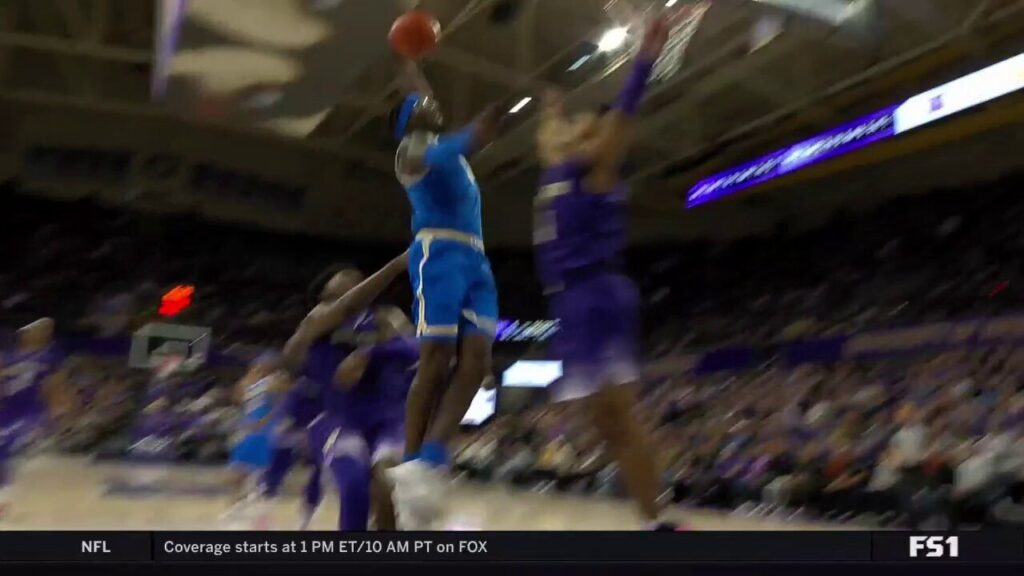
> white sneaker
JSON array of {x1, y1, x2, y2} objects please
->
[{"x1": 387, "y1": 460, "x2": 446, "y2": 530}]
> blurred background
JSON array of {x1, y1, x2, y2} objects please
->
[{"x1": 3, "y1": 0, "x2": 1024, "y2": 529}]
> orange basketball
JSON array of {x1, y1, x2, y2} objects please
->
[{"x1": 389, "y1": 10, "x2": 441, "y2": 60}]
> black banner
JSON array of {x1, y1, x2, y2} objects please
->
[{"x1": 0, "y1": 531, "x2": 1021, "y2": 563}]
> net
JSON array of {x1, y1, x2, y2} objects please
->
[
  {"x1": 130, "y1": 322, "x2": 212, "y2": 369},
  {"x1": 150, "y1": 353, "x2": 186, "y2": 379},
  {"x1": 650, "y1": 1, "x2": 711, "y2": 82},
  {"x1": 149, "y1": 349, "x2": 207, "y2": 377}
]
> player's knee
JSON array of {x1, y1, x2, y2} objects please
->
[
  {"x1": 418, "y1": 343, "x2": 454, "y2": 380},
  {"x1": 457, "y1": 336, "x2": 492, "y2": 379}
]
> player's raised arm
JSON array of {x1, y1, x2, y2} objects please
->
[
  {"x1": 417, "y1": 103, "x2": 503, "y2": 167},
  {"x1": 281, "y1": 251, "x2": 409, "y2": 371},
  {"x1": 537, "y1": 89, "x2": 572, "y2": 166},
  {"x1": 582, "y1": 14, "x2": 671, "y2": 188},
  {"x1": 399, "y1": 58, "x2": 434, "y2": 99}
]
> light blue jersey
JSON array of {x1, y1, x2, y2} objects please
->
[
  {"x1": 230, "y1": 375, "x2": 279, "y2": 471},
  {"x1": 396, "y1": 128, "x2": 498, "y2": 340},
  {"x1": 241, "y1": 376, "x2": 277, "y2": 432},
  {"x1": 397, "y1": 128, "x2": 483, "y2": 238}
]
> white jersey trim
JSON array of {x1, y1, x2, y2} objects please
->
[{"x1": 395, "y1": 132, "x2": 436, "y2": 188}]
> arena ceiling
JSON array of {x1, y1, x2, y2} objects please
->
[{"x1": 3, "y1": 0, "x2": 1024, "y2": 246}]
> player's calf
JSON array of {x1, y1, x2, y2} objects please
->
[
  {"x1": 325, "y1": 432, "x2": 372, "y2": 531},
  {"x1": 371, "y1": 460, "x2": 398, "y2": 531},
  {"x1": 404, "y1": 341, "x2": 454, "y2": 458},
  {"x1": 588, "y1": 384, "x2": 664, "y2": 525},
  {"x1": 420, "y1": 334, "x2": 491, "y2": 467}
]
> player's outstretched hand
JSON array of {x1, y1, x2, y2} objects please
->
[
  {"x1": 398, "y1": 58, "x2": 433, "y2": 97},
  {"x1": 639, "y1": 11, "x2": 672, "y2": 61},
  {"x1": 477, "y1": 101, "x2": 506, "y2": 134}
]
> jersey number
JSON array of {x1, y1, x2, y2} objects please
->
[{"x1": 534, "y1": 182, "x2": 568, "y2": 245}]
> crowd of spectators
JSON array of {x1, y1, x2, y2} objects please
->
[
  {"x1": 456, "y1": 346, "x2": 1024, "y2": 527},
  {"x1": 6, "y1": 171, "x2": 1024, "y2": 524},
  {"x1": 0, "y1": 188, "x2": 540, "y2": 347},
  {"x1": 125, "y1": 365, "x2": 242, "y2": 464},
  {"x1": 5, "y1": 174, "x2": 1024, "y2": 354},
  {"x1": 0, "y1": 191, "x2": 389, "y2": 346},
  {"x1": 37, "y1": 356, "x2": 146, "y2": 455},
  {"x1": 636, "y1": 173, "x2": 1024, "y2": 352}
]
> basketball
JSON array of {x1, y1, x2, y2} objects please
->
[{"x1": 389, "y1": 10, "x2": 441, "y2": 60}]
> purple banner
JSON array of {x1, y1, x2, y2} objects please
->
[
  {"x1": 687, "y1": 105, "x2": 898, "y2": 207},
  {"x1": 496, "y1": 319, "x2": 559, "y2": 342}
]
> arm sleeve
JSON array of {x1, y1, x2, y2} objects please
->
[
  {"x1": 614, "y1": 56, "x2": 657, "y2": 115},
  {"x1": 423, "y1": 127, "x2": 476, "y2": 166}
]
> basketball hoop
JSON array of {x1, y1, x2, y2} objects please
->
[{"x1": 649, "y1": 0, "x2": 711, "y2": 82}]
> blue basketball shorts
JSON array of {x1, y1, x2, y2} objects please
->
[
  {"x1": 408, "y1": 229, "x2": 498, "y2": 340},
  {"x1": 230, "y1": 432, "x2": 272, "y2": 471},
  {"x1": 548, "y1": 271, "x2": 640, "y2": 402}
]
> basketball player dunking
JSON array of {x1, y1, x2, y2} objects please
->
[
  {"x1": 0, "y1": 318, "x2": 70, "y2": 521},
  {"x1": 533, "y1": 13, "x2": 677, "y2": 529},
  {"x1": 277, "y1": 255, "x2": 407, "y2": 530},
  {"x1": 387, "y1": 63, "x2": 502, "y2": 529}
]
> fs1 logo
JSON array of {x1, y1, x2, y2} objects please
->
[{"x1": 909, "y1": 536, "x2": 959, "y2": 558}]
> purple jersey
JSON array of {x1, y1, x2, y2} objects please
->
[
  {"x1": 341, "y1": 336, "x2": 418, "y2": 426},
  {"x1": 283, "y1": 376, "x2": 324, "y2": 429},
  {"x1": 300, "y1": 311, "x2": 374, "y2": 417},
  {"x1": 0, "y1": 346, "x2": 62, "y2": 417},
  {"x1": 535, "y1": 160, "x2": 627, "y2": 290}
]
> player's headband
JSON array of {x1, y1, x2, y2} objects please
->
[{"x1": 394, "y1": 92, "x2": 422, "y2": 141}]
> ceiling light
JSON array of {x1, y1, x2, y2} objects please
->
[
  {"x1": 597, "y1": 27, "x2": 629, "y2": 52},
  {"x1": 666, "y1": 0, "x2": 679, "y2": 7},
  {"x1": 509, "y1": 97, "x2": 533, "y2": 114}
]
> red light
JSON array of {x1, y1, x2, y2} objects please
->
[{"x1": 159, "y1": 285, "x2": 194, "y2": 317}]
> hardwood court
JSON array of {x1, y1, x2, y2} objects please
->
[{"x1": 1, "y1": 456, "x2": 833, "y2": 531}]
